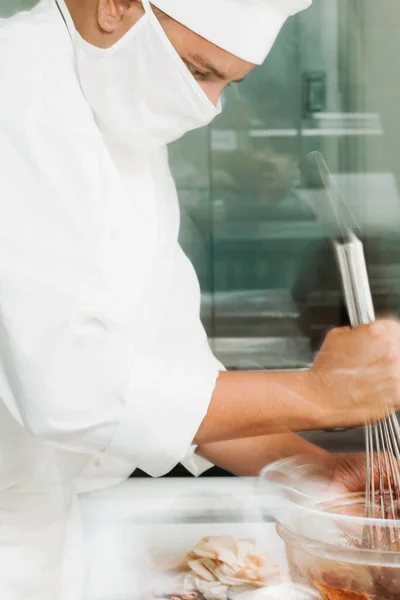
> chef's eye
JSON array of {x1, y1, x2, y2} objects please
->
[
  {"x1": 193, "y1": 71, "x2": 209, "y2": 81},
  {"x1": 184, "y1": 61, "x2": 211, "y2": 81}
]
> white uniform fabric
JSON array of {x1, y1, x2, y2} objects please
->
[
  {"x1": 0, "y1": 0, "x2": 221, "y2": 597},
  {"x1": 151, "y1": 0, "x2": 312, "y2": 65}
]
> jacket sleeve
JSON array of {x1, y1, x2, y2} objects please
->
[{"x1": 0, "y1": 106, "x2": 221, "y2": 480}]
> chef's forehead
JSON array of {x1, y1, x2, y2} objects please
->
[{"x1": 150, "y1": 0, "x2": 312, "y2": 65}]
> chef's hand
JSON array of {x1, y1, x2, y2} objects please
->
[
  {"x1": 328, "y1": 452, "x2": 397, "y2": 495},
  {"x1": 309, "y1": 319, "x2": 400, "y2": 429},
  {"x1": 263, "y1": 452, "x2": 388, "y2": 501},
  {"x1": 328, "y1": 453, "x2": 367, "y2": 493}
]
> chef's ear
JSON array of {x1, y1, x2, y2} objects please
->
[{"x1": 97, "y1": 0, "x2": 143, "y2": 34}]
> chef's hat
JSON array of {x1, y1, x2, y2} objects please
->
[{"x1": 151, "y1": 0, "x2": 312, "y2": 65}]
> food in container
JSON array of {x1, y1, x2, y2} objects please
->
[
  {"x1": 260, "y1": 457, "x2": 400, "y2": 600},
  {"x1": 277, "y1": 493, "x2": 400, "y2": 600}
]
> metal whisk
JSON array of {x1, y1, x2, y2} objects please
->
[
  {"x1": 303, "y1": 152, "x2": 400, "y2": 550},
  {"x1": 335, "y1": 231, "x2": 400, "y2": 549}
]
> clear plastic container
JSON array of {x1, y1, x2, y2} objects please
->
[
  {"x1": 261, "y1": 458, "x2": 400, "y2": 600},
  {"x1": 278, "y1": 496, "x2": 400, "y2": 599}
]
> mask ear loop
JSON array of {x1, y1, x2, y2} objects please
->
[
  {"x1": 55, "y1": 0, "x2": 75, "y2": 42},
  {"x1": 141, "y1": 0, "x2": 152, "y2": 15}
]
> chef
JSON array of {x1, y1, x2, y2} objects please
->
[{"x1": 1, "y1": 0, "x2": 400, "y2": 598}]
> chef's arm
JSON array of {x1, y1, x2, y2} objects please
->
[
  {"x1": 193, "y1": 370, "x2": 324, "y2": 446},
  {"x1": 196, "y1": 431, "x2": 329, "y2": 476},
  {"x1": 194, "y1": 319, "x2": 400, "y2": 448}
]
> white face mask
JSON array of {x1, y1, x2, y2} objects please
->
[{"x1": 73, "y1": 0, "x2": 221, "y2": 151}]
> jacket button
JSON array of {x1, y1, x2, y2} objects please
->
[{"x1": 94, "y1": 455, "x2": 104, "y2": 467}]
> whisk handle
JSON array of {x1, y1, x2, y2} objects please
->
[{"x1": 333, "y1": 233, "x2": 375, "y2": 327}]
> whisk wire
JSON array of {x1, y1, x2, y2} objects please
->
[
  {"x1": 381, "y1": 415, "x2": 400, "y2": 547},
  {"x1": 316, "y1": 151, "x2": 400, "y2": 552},
  {"x1": 364, "y1": 412, "x2": 400, "y2": 550},
  {"x1": 363, "y1": 424, "x2": 375, "y2": 548},
  {"x1": 386, "y1": 412, "x2": 400, "y2": 494},
  {"x1": 381, "y1": 419, "x2": 397, "y2": 519}
]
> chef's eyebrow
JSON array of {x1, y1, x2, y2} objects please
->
[{"x1": 187, "y1": 53, "x2": 245, "y2": 83}]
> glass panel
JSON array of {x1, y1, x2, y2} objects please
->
[
  {"x1": 169, "y1": 128, "x2": 214, "y2": 334},
  {"x1": 209, "y1": 15, "x2": 309, "y2": 371},
  {"x1": 0, "y1": 0, "x2": 40, "y2": 17}
]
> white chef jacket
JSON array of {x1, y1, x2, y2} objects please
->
[{"x1": 0, "y1": 1, "x2": 221, "y2": 597}]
